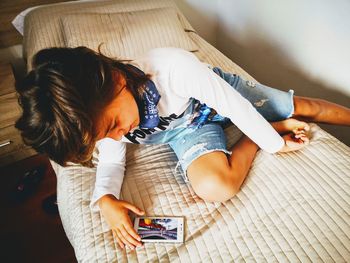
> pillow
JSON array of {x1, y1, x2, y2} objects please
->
[
  {"x1": 61, "y1": 7, "x2": 198, "y2": 59},
  {"x1": 12, "y1": 0, "x2": 102, "y2": 35}
]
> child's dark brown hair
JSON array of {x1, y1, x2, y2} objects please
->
[{"x1": 15, "y1": 46, "x2": 150, "y2": 167}]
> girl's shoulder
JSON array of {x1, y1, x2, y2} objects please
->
[
  {"x1": 131, "y1": 47, "x2": 201, "y2": 80},
  {"x1": 137, "y1": 47, "x2": 196, "y2": 62}
]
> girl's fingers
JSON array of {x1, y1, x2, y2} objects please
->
[
  {"x1": 116, "y1": 228, "x2": 135, "y2": 249},
  {"x1": 287, "y1": 136, "x2": 305, "y2": 148},
  {"x1": 293, "y1": 128, "x2": 306, "y2": 135},
  {"x1": 124, "y1": 203, "x2": 145, "y2": 216},
  {"x1": 294, "y1": 130, "x2": 305, "y2": 135},
  {"x1": 296, "y1": 137, "x2": 309, "y2": 146},
  {"x1": 121, "y1": 225, "x2": 142, "y2": 247},
  {"x1": 294, "y1": 135, "x2": 304, "y2": 142},
  {"x1": 125, "y1": 219, "x2": 142, "y2": 242},
  {"x1": 300, "y1": 135, "x2": 310, "y2": 144},
  {"x1": 120, "y1": 226, "x2": 140, "y2": 249},
  {"x1": 294, "y1": 131, "x2": 310, "y2": 140},
  {"x1": 295, "y1": 133, "x2": 309, "y2": 141},
  {"x1": 296, "y1": 137, "x2": 306, "y2": 144},
  {"x1": 112, "y1": 229, "x2": 125, "y2": 249}
]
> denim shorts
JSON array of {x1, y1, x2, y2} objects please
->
[{"x1": 169, "y1": 67, "x2": 295, "y2": 182}]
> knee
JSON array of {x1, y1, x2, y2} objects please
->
[{"x1": 192, "y1": 171, "x2": 238, "y2": 203}]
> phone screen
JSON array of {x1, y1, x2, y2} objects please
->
[{"x1": 134, "y1": 216, "x2": 184, "y2": 243}]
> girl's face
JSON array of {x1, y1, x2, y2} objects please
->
[{"x1": 96, "y1": 82, "x2": 140, "y2": 141}]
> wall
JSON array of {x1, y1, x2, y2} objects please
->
[
  {"x1": 174, "y1": 0, "x2": 218, "y2": 45},
  {"x1": 216, "y1": 0, "x2": 350, "y2": 96},
  {"x1": 176, "y1": 0, "x2": 350, "y2": 145}
]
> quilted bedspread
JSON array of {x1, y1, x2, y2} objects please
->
[
  {"x1": 23, "y1": 0, "x2": 350, "y2": 262},
  {"x1": 52, "y1": 122, "x2": 350, "y2": 262}
]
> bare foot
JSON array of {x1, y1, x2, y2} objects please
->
[{"x1": 271, "y1": 118, "x2": 310, "y2": 135}]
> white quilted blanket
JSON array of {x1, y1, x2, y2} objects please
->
[
  {"x1": 23, "y1": 0, "x2": 350, "y2": 262},
  {"x1": 52, "y1": 123, "x2": 350, "y2": 262}
]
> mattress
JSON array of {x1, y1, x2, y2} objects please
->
[{"x1": 22, "y1": 0, "x2": 350, "y2": 262}]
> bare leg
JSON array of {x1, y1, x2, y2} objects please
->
[
  {"x1": 226, "y1": 135, "x2": 259, "y2": 190},
  {"x1": 187, "y1": 135, "x2": 259, "y2": 202},
  {"x1": 187, "y1": 118, "x2": 310, "y2": 202},
  {"x1": 222, "y1": 119, "x2": 310, "y2": 194},
  {"x1": 293, "y1": 96, "x2": 350, "y2": 126}
]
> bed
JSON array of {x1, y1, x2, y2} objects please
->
[{"x1": 17, "y1": 0, "x2": 350, "y2": 261}]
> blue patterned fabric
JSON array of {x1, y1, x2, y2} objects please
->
[
  {"x1": 188, "y1": 101, "x2": 227, "y2": 129},
  {"x1": 127, "y1": 64, "x2": 161, "y2": 129},
  {"x1": 138, "y1": 79, "x2": 161, "y2": 129}
]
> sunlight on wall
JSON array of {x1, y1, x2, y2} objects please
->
[{"x1": 217, "y1": 0, "x2": 350, "y2": 96}]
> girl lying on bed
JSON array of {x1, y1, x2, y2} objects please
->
[{"x1": 15, "y1": 46, "x2": 350, "y2": 250}]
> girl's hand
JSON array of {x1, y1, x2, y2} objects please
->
[
  {"x1": 279, "y1": 132, "x2": 310, "y2": 153},
  {"x1": 98, "y1": 194, "x2": 145, "y2": 249}
]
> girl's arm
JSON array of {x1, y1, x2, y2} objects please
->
[
  {"x1": 91, "y1": 138, "x2": 144, "y2": 249},
  {"x1": 168, "y1": 48, "x2": 285, "y2": 153},
  {"x1": 90, "y1": 138, "x2": 126, "y2": 211}
]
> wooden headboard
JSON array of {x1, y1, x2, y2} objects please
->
[{"x1": 0, "y1": 0, "x2": 71, "y2": 48}]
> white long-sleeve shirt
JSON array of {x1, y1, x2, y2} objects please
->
[{"x1": 90, "y1": 47, "x2": 284, "y2": 211}]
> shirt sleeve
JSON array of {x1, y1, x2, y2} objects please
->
[
  {"x1": 90, "y1": 138, "x2": 126, "y2": 212},
  {"x1": 168, "y1": 48, "x2": 284, "y2": 153}
]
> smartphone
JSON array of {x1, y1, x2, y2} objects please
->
[{"x1": 133, "y1": 216, "x2": 184, "y2": 243}]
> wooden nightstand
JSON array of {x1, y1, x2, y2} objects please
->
[
  {"x1": 0, "y1": 62, "x2": 36, "y2": 167},
  {"x1": 0, "y1": 154, "x2": 76, "y2": 262}
]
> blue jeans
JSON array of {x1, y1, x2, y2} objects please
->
[{"x1": 169, "y1": 67, "x2": 294, "y2": 181}]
